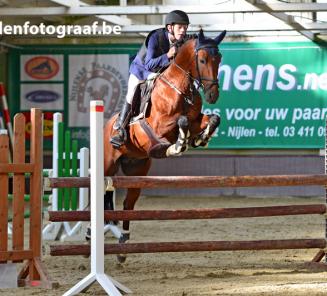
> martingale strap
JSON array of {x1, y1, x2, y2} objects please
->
[
  {"x1": 139, "y1": 119, "x2": 170, "y2": 148},
  {"x1": 159, "y1": 75, "x2": 194, "y2": 105}
]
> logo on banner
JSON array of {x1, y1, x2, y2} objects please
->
[
  {"x1": 25, "y1": 56, "x2": 59, "y2": 80},
  {"x1": 70, "y1": 62, "x2": 127, "y2": 118},
  {"x1": 25, "y1": 90, "x2": 60, "y2": 103}
]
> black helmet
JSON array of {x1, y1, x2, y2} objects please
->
[{"x1": 165, "y1": 10, "x2": 189, "y2": 26}]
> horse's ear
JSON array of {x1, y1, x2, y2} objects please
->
[
  {"x1": 198, "y1": 29, "x2": 205, "y2": 42},
  {"x1": 214, "y1": 30, "x2": 227, "y2": 45}
]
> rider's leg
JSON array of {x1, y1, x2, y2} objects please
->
[{"x1": 110, "y1": 74, "x2": 142, "y2": 149}]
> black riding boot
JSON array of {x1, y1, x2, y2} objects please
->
[{"x1": 110, "y1": 102, "x2": 131, "y2": 149}]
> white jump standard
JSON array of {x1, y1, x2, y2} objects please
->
[{"x1": 62, "y1": 100, "x2": 131, "y2": 296}]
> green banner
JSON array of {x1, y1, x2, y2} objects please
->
[
  {"x1": 209, "y1": 41, "x2": 327, "y2": 149},
  {"x1": 7, "y1": 41, "x2": 327, "y2": 150}
]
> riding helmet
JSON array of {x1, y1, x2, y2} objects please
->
[{"x1": 165, "y1": 10, "x2": 190, "y2": 26}]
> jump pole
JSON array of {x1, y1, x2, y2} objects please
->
[{"x1": 62, "y1": 100, "x2": 131, "y2": 296}]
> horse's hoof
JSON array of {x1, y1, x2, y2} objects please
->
[
  {"x1": 210, "y1": 114, "x2": 220, "y2": 126},
  {"x1": 116, "y1": 232, "x2": 130, "y2": 263},
  {"x1": 181, "y1": 144, "x2": 188, "y2": 153},
  {"x1": 83, "y1": 240, "x2": 91, "y2": 258},
  {"x1": 119, "y1": 232, "x2": 130, "y2": 243},
  {"x1": 85, "y1": 226, "x2": 91, "y2": 241},
  {"x1": 117, "y1": 254, "x2": 127, "y2": 263}
]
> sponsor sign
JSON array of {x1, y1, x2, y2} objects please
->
[
  {"x1": 68, "y1": 54, "x2": 129, "y2": 127},
  {"x1": 20, "y1": 83, "x2": 64, "y2": 110},
  {"x1": 20, "y1": 55, "x2": 63, "y2": 81}
]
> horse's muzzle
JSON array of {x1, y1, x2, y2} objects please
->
[{"x1": 205, "y1": 89, "x2": 219, "y2": 104}]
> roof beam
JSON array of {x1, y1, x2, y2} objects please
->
[
  {"x1": 120, "y1": 24, "x2": 327, "y2": 33},
  {"x1": 2, "y1": 3, "x2": 327, "y2": 16},
  {"x1": 49, "y1": 0, "x2": 79, "y2": 6},
  {"x1": 48, "y1": 0, "x2": 132, "y2": 26},
  {"x1": 244, "y1": 0, "x2": 316, "y2": 41}
]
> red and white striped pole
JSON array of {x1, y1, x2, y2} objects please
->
[
  {"x1": 0, "y1": 109, "x2": 5, "y2": 130},
  {"x1": 0, "y1": 83, "x2": 14, "y2": 151}
]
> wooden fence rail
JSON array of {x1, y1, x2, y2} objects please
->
[
  {"x1": 48, "y1": 174, "x2": 327, "y2": 189},
  {"x1": 50, "y1": 239, "x2": 327, "y2": 256},
  {"x1": 48, "y1": 204, "x2": 327, "y2": 222}
]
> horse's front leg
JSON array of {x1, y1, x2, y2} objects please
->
[
  {"x1": 166, "y1": 115, "x2": 190, "y2": 157},
  {"x1": 191, "y1": 114, "x2": 220, "y2": 148}
]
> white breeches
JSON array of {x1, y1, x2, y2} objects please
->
[{"x1": 125, "y1": 73, "x2": 158, "y2": 104}]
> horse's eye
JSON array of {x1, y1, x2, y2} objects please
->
[{"x1": 200, "y1": 59, "x2": 206, "y2": 64}]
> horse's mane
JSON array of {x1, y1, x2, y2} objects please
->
[
  {"x1": 174, "y1": 31, "x2": 220, "y2": 53},
  {"x1": 174, "y1": 34, "x2": 198, "y2": 49}
]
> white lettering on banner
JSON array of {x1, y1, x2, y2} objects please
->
[
  {"x1": 201, "y1": 107, "x2": 221, "y2": 116},
  {"x1": 265, "y1": 108, "x2": 289, "y2": 120},
  {"x1": 233, "y1": 65, "x2": 253, "y2": 91},
  {"x1": 0, "y1": 21, "x2": 122, "y2": 38},
  {"x1": 276, "y1": 64, "x2": 297, "y2": 90},
  {"x1": 253, "y1": 64, "x2": 275, "y2": 90},
  {"x1": 205, "y1": 107, "x2": 327, "y2": 141},
  {"x1": 219, "y1": 63, "x2": 327, "y2": 91},
  {"x1": 291, "y1": 108, "x2": 327, "y2": 124},
  {"x1": 225, "y1": 108, "x2": 262, "y2": 121},
  {"x1": 303, "y1": 73, "x2": 327, "y2": 90},
  {"x1": 228, "y1": 126, "x2": 256, "y2": 140}
]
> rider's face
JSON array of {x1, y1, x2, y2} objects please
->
[{"x1": 168, "y1": 24, "x2": 188, "y2": 41}]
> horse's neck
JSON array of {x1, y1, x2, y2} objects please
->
[{"x1": 163, "y1": 42, "x2": 195, "y2": 93}]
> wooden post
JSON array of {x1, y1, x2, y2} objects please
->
[
  {"x1": 29, "y1": 108, "x2": 42, "y2": 281},
  {"x1": 0, "y1": 131, "x2": 9, "y2": 263},
  {"x1": 12, "y1": 114, "x2": 25, "y2": 262},
  {"x1": 17, "y1": 109, "x2": 54, "y2": 288}
]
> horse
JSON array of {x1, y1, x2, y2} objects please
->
[{"x1": 103, "y1": 29, "x2": 226, "y2": 262}]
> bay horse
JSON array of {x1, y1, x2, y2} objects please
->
[{"x1": 103, "y1": 29, "x2": 226, "y2": 262}]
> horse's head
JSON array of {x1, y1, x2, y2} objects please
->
[
  {"x1": 174, "y1": 29, "x2": 226, "y2": 104},
  {"x1": 194, "y1": 30, "x2": 225, "y2": 104}
]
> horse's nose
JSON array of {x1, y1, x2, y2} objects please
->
[
  {"x1": 212, "y1": 90, "x2": 219, "y2": 101},
  {"x1": 210, "y1": 92, "x2": 217, "y2": 101}
]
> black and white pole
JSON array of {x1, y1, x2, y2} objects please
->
[{"x1": 62, "y1": 100, "x2": 131, "y2": 296}]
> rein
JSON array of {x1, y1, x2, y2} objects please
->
[{"x1": 158, "y1": 40, "x2": 220, "y2": 105}]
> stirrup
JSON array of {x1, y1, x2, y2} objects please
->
[{"x1": 110, "y1": 129, "x2": 127, "y2": 149}]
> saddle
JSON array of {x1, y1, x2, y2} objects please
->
[
  {"x1": 130, "y1": 76, "x2": 157, "y2": 123},
  {"x1": 127, "y1": 75, "x2": 171, "y2": 158}
]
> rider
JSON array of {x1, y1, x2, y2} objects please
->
[{"x1": 110, "y1": 10, "x2": 190, "y2": 149}]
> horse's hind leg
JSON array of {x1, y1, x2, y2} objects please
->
[
  {"x1": 191, "y1": 114, "x2": 220, "y2": 148},
  {"x1": 117, "y1": 187, "x2": 141, "y2": 262},
  {"x1": 85, "y1": 158, "x2": 120, "y2": 241},
  {"x1": 84, "y1": 120, "x2": 121, "y2": 242},
  {"x1": 117, "y1": 157, "x2": 151, "y2": 263}
]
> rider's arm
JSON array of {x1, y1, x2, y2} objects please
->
[{"x1": 143, "y1": 33, "x2": 170, "y2": 72}]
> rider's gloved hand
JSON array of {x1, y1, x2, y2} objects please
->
[{"x1": 167, "y1": 45, "x2": 177, "y2": 59}]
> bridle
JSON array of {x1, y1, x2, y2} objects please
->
[
  {"x1": 164, "y1": 40, "x2": 220, "y2": 93},
  {"x1": 158, "y1": 38, "x2": 221, "y2": 105},
  {"x1": 194, "y1": 43, "x2": 221, "y2": 92}
]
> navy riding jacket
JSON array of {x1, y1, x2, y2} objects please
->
[{"x1": 129, "y1": 28, "x2": 171, "y2": 80}]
